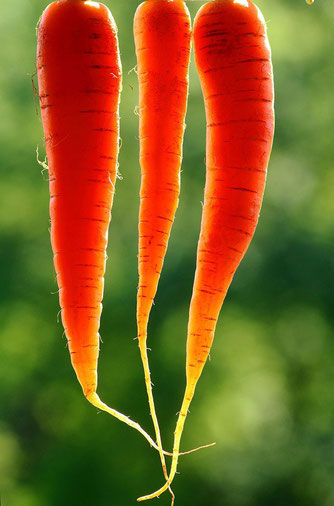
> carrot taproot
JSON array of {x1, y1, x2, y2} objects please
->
[
  {"x1": 138, "y1": 0, "x2": 275, "y2": 500},
  {"x1": 133, "y1": 0, "x2": 191, "y2": 488},
  {"x1": 36, "y1": 0, "x2": 166, "y2": 451}
]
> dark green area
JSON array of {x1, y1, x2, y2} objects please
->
[{"x1": 0, "y1": 0, "x2": 333, "y2": 505}]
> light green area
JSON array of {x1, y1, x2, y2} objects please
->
[{"x1": 0, "y1": 1, "x2": 333, "y2": 505}]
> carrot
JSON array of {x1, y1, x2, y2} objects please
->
[
  {"x1": 138, "y1": 0, "x2": 275, "y2": 500},
  {"x1": 36, "y1": 0, "x2": 166, "y2": 451},
  {"x1": 133, "y1": 0, "x2": 191, "y2": 490}
]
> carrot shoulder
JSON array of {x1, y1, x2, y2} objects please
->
[
  {"x1": 138, "y1": 0, "x2": 275, "y2": 500},
  {"x1": 37, "y1": 0, "x2": 163, "y2": 452}
]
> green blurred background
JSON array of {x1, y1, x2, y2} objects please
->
[{"x1": 0, "y1": 0, "x2": 333, "y2": 505}]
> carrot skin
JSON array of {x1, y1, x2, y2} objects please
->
[
  {"x1": 134, "y1": 0, "x2": 191, "y2": 340},
  {"x1": 37, "y1": 0, "x2": 122, "y2": 397},
  {"x1": 187, "y1": 0, "x2": 274, "y2": 387}
]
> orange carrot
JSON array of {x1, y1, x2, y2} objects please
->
[
  {"x1": 133, "y1": 0, "x2": 191, "y2": 488},
  {"x1": 138, "y1": 0, "x2": 274, "y2": 500},
  {"x1": 37, "y1": 0, "x2": 165, "y2": 451}
]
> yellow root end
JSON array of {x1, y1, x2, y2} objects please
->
[
  {"x1": 86, "y1": 391, "x2": 207, "y2": 458},
  {"x1": 138, "y1": 340, "x2": 170, "y2": 489},
  {"x1": 86, "y1": 392, "x2": 163, "y2": 452}
]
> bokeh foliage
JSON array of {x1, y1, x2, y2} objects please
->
[{"x1": 0, "y1": 0, "x2": 333, "y2": 505}]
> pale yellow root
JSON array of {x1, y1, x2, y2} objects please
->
[
  {"x1": 87, "y1": 390, "x2": 214, "y2": 460},
  {"x1": 87, "y1": 391, "x2": 164, "y2": 452},
  {"x1": 137, "y1": 383, "x2": 215, "y2": 503},
  {"x1": 138, "y1": 339, "x2": 174, "y2": 501}
]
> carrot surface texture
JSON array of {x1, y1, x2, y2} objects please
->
[
  {"x1": 133, "y1": 0, "x2": 192, "y2": 493},
  {"x1": 138, "y1": 0, "x2": 275, "y2": 501},
  {"x1": 36, "y1": 0, "x2": 166, "y2": 452}
]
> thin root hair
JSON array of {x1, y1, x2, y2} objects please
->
[
  {"x1": 31, "y1": 70, "x2": 40, "y2": 119},
  {"x1": 128, "y1": 64, "x2": 138, "y2": 75},
  {"x1": 36, "y1": 146, "x2": 49, "y2": 178}
]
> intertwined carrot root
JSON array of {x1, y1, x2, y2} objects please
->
[{"x1": 137, "y1": 385, "x2": 196, "y2": 502}]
